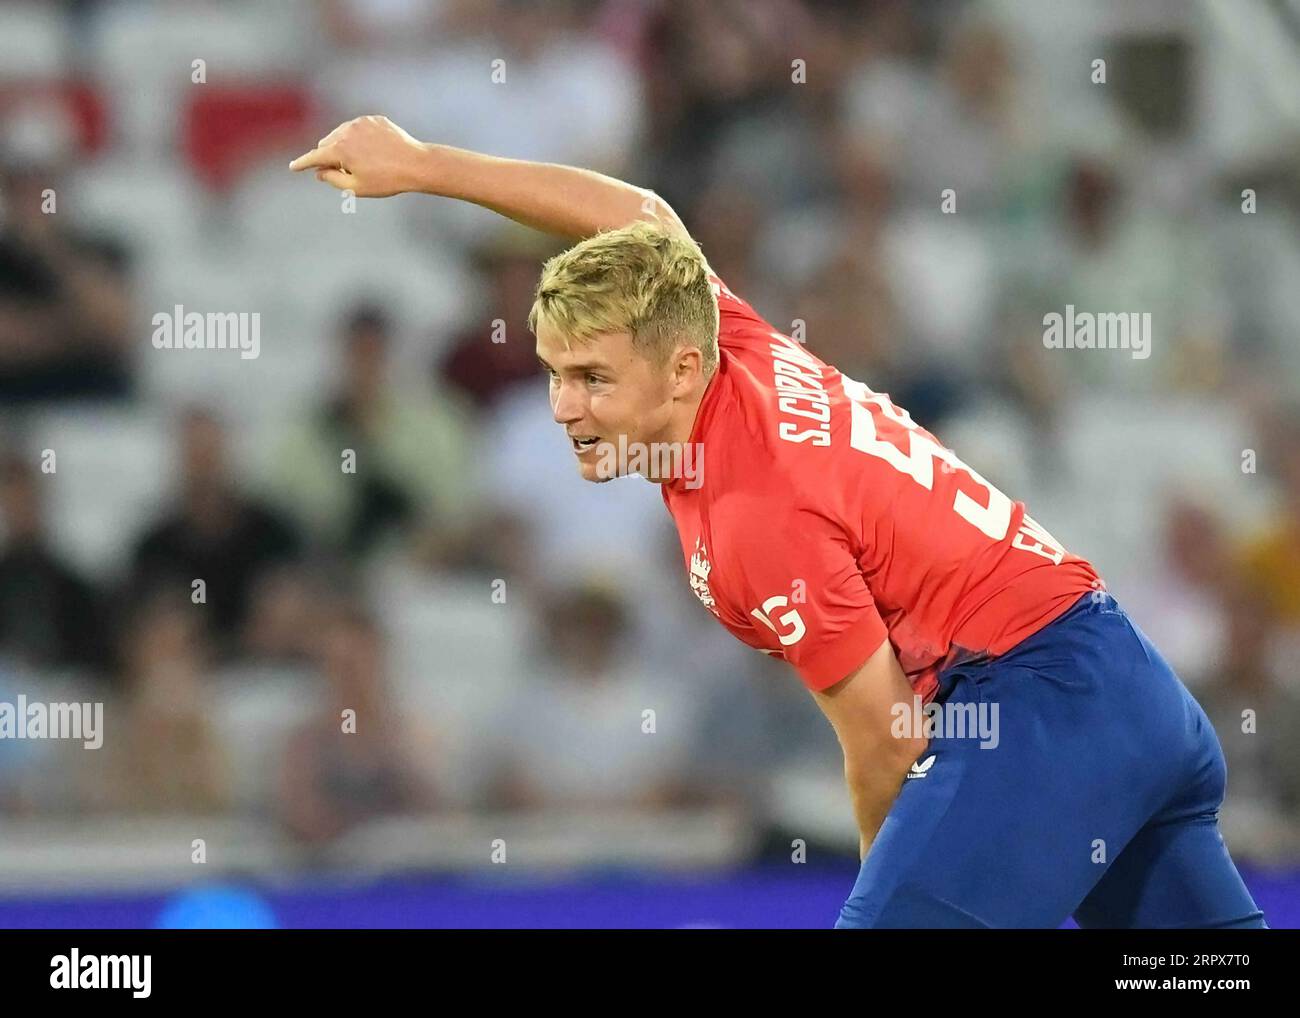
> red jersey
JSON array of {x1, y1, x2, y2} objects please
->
[{"x1": 662, "y1": 275, "x2": 1102, "y2": 700}]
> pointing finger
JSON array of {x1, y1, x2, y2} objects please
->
[{"x1": 289, "y1": 144, "x2": 341, "y2": 172}]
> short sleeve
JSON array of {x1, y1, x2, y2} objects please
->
[{"x1": 727, "y1": 502, "x2": 889, "y2": 692}]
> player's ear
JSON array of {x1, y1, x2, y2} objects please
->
[{"x1": 669, "y1": 344, "x2": 704, "y2": 392}]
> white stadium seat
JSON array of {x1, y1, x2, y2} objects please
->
[
  {"x1": 23, "y1": 406, "x2": 173, "y2": 581},
  {"x1": 91, "y1": 0, "x2": 311, "y2": 81},
  {"x1": 207, "y1": 664, "x2": 319, "y2": 812},
  {"x1": 371, "y1": 566, "x2": 531, "y2": 805},
  {"x1": 65, "y1": 157, "x2": 204, "y2": 257},
  {"x1": 1053, "y1": 392, "x2": 1265, "y2": 588},
  {"x1": 0, "y1": 4, "x2": 67, "y2": 82},
  {"x1": 89, "y1": 0, "x2": 314, "y2": 154}
]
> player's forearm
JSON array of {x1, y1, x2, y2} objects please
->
[
  {"x1": 845, "y1": 759, "x2": 912, "y2": 862},
  {"x1": 414, "y1": 143, "x2": 675, "y2": 241}
]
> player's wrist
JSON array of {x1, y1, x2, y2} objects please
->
[
  {"x1": 410, "y1": 141, "x2": 478, "y2": 198},
  {"x1": 400, "y1": 142, "x2": 441, "y2": 195}
]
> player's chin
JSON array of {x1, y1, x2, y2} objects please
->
[{"x1": 574, "y1": 458, "x2": 612, "y2": 484}]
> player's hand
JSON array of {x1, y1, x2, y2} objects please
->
[{"x1": 289, "y1": 115, "x2": 431, "y2": 197}]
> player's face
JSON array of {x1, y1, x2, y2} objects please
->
[{"x1": 536, "y1": 321, "x2": 676, "y2": 483}]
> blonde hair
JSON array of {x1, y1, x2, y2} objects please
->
[{"x1": 528, "y1": 220, "x2": 719, "y2": 377}]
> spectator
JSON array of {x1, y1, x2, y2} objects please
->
[
  {"x1": 265, "y1": 303, "x2": 479, "y2": 560},
  {"x1": 1116, "y1": 495, "x2": 1229, "y2": 687},
  {"x1": 99, "y1": 590, "x2": 230, "y2": 815},
  {"x1": 128, "y1": 407, "x2": 303, "y2": 658},
  {"x1": 278, "y1": 601, "x2": 438, "y2": 846},
  {"x1": 1236, "y1": 410, "x2": 1300, "y2": 630},
  {"x1": 1196, "y1": 587, "x2": 1300, "y2": 863},
  {"x1": 438, "y1": 226, "x2": 563, "y2": 410},
  {"x1": 0, "y1": 664, "x2": 50, "y2": 817},
  {"x1": 0, "y1": 453, "x2": 110, "y2": 675},
  {"x1": 0, "y1": 138, "x2": 135, "y2": 403}
]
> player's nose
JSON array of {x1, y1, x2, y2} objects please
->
[{"x1": 551, "y1": 380, "x2": 585, "y2": 425}]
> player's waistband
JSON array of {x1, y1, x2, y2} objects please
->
[{"x1": 935, "y1": 589, "x2": 1117, "y2": 693}]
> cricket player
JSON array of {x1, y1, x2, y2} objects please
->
[{"x1": 292, "y1": 116, "x2": 1267, "y2": 929}]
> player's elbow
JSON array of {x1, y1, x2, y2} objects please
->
[
  {"x1": 894, "y1": 733, "x2": 931, "y2": 773},
  {"x1": 844, "y1": 733, "x2": 929, "y2": 787},
  {"x1": 633, "y1": 190, "x2": 691, "y2": 240}
]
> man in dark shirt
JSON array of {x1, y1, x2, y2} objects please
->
[
  {"x1": 0, "y1": 160, "x2": 134, "y2": 402},
  {"x1": 129, "y1": 408, "x2": 302, "y2": 658},
  {"x1": 0, "y1": 453, "x2": 109, "y2": 674}
]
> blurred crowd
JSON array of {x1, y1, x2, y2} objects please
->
[{"x1": 1, "y1": 0, "x2": 1299, "y2": 866}]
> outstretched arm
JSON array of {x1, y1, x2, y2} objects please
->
[{"x1": 290, "y1": 115, "x2": 691, "y2": 243}]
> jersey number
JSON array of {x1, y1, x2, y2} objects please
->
[{"x1": 841, "y1": 377, "x2": 1013, "y2": 541}]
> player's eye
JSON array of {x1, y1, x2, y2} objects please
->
[{"x1": 585, "y1": 373, "x2": 604, "y2": 386}]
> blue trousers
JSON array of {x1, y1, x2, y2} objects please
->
[{"x1": 836, "y1": 592, "x2": 1267, "y2": 928}]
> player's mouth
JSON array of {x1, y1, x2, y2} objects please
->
[{"x1": 569, "y1": 434, "x2": 601, "y2": 455}]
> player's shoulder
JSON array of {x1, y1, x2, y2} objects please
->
[
  {"x1": 706, "y1": 272, "x2": 741, "y2": 307},
  {"x1": 708, "y1": 273, "x2": 781, "y2": 346},
  {"x1": 704, "y1": 349, "x2": 846, "y2": 494}
]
